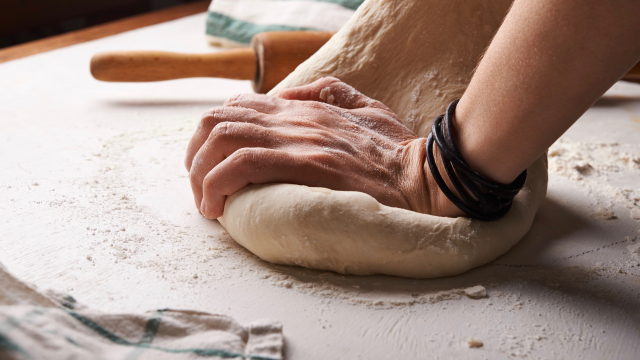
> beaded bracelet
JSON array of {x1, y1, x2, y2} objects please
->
[{"x1": 425, "y1": 99, "x2": 527, "y2": 221}]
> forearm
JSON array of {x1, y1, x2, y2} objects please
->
[{"x1": 455, "y1": 0, "x2": 640, "y2": 184}]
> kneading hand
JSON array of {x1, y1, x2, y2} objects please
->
[{"x1": 185, "y1": 77, "x2": 460, "y2": 219}]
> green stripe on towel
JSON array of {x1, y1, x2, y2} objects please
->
[
  {"x1": 65, "y1": 308, "x2": 277, "y2": 360},
  {"x1": 124, "y1": 310, "x2": 165, "y2": 360},
  {"x1": 0, "y1": 332, "x2": 33, "y2": 360},
  {"x1": 287, "y1": 0, "x2": 363, "y2": 11},
  {"x1": 206, "y1": 11, "x2": 318, "y2": 44}
]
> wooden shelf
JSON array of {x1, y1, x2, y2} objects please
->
[{"x1": 0, "y1": 0, "x2": 209, "y2": 64}]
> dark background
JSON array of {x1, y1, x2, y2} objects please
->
[{"x1": 0, "y1": 0, "x2": 201, "y2": 49}]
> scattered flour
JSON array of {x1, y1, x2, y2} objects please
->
[
  {"x1": 7, "y1": 125, "x2": 632, "y2": 313},
  {"x1": 549, "y1": 140, "x2": 640, "y2": 221},
  {"x1": 627, "y1": 243, "x2": 640, "y2": 261},
  {"x1": 594, "y1": 207, "x2": 616, "y2": 220},
  {"x1": 3, "y1": 125, "x2": 254, "y2": 288},
  {"x1": 262, "y1": 265, "x2": 606, "y2": 309}
]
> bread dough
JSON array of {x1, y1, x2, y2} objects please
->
[
  {"x1": 274, "y1": 0, "x2": 515, "y2": 136},
  {"x1": 218, "y1": 0, "x2": 548, "y2": 278}
]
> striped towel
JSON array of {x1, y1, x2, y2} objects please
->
[
  {"x1": 0, "y1": 262, "x2": 284, "y2": 360},
  {"x1": 206, "y1": 0, "x2": 364, "y2": 48}
]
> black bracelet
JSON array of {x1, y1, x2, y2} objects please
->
[{"x1": 425, "y1": 99, "x2": 527, "y2": 221}]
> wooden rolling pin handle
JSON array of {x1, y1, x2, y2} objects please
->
[
  {"x1": 89, "y1": 31, "x2": 335, "y2": 90},
  {"x1": 90, "y1": 48, "x2": 256, "y2": 82}
]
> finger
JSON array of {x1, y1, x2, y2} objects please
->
[
  {"x1": 185, "y1": 106, "x2": 268, "y2": 172},
  {"x1": 276, "y1": 77, "x2": 392, "y2": 111},
  {"x1": 273, "y1": 77, "x2": 340, "y2": 102},
  {"x1": 200, "y1": 148, "x2": 319, "y2": 219},
  {"x1": 189, "y1": 121, "x2": 279, "y2": 209},
  {"x1": 223, "y1": 93, "x2": 288, "y2": 114}
]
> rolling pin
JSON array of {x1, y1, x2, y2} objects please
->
[
  {"x1": 90, "y1": 31, "x2": 334, "y2": 94},
  {"x1": 91, "y1": 30, "x2": 640, "y2": 93}
]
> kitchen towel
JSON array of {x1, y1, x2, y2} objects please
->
[
  {"x1": 0, "y1": 262, "x2": 283, "y2": 360},
  {"x1": 206, "y1": 0, "x2": 364, "y2": 47}
]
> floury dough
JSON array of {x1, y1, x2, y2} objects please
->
[{"x1": 218, "y1": 0, "x2": 549, "y2": 278}]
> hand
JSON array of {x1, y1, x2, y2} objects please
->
[{"x1": 185, "y1": 77, "x2": 461, "y2": 219}]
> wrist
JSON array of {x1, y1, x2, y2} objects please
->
[
  {"x1": 423, "y1": 143, "x2": 466, "y2": 218},
  {"x1": 397, "y1": 138, "x2": 430, "y2": 214},
  {"x1": 425, "y1": 98, "x2": 527, "y2": 220},
  {"x1": 398, "y1": 138, "x2": 464, "y2": 217},
  {"x1": 454, "y1": 97, "x2": 521, "y2": 185}
]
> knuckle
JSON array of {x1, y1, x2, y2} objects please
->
[
  {"x1": 200, "y1": 107, "x2": 224, "y2": 128},
  {"x1": 231, "y1": 147, "x2": 260, "y2": 166},
  {"x1": 211, "y1": 121, "x2": 231, "y2": 135},
  {"x1": 370, "y1": 100, "x2": 392, "y2": 112},
  {"x1": 208, "y1": 121, "x2": 238, "y2": 143},
  {"x1": 309, "y1": 150, "x2": 331, "y2": 162},
  {"x1": 189, "y1": 165, "x2": 201, "y2": 185},
  {"x1": 321, "y1": 76, "x2": 341, "y2": 86},
  {"x1": 184, "y1": 154, "x2": 192, "y2": 170},
  {"x1": 223, "y1": 93, "x2": 247, "y2": 106},
  {"x1": 305, "y1": 152, "x2": 335, "y2": 172},
  {"x1": 189, "y1": 154, "x2": 204, "y2": 174},
  {"x1": 202, "y1": 171, "x2": 217, "y2": 189}
]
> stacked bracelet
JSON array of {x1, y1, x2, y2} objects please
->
[{"x1": 425, "y1": 99, "x2": 527, "y2": 221}]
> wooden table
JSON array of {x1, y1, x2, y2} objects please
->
[{"x1": 1, "y1": 4, "x2": 640, "y2": 359}]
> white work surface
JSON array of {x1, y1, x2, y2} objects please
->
[{"x1": 2, "y1": 13, "x2": 640, "y2": 360}]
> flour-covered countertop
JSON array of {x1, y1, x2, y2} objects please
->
[{"x1": 1, "y1": 13, "x2": 639, "y2": 359}]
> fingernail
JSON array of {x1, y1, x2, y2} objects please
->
[{"x1": 200, "y1": 201, "x2": 207, "y2": 217}]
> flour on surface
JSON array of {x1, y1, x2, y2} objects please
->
[
  {"x1": 549, "y1": 140, "x2": 640, "y2": 222},
  {"x1": 627, "y1": 243, "x2": 640, "y2": 261},
  {"x1": 594, "y1": 207, "x2": 616, "y2": 219}
]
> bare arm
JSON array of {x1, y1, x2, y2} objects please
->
[{"x1": 455, "y1": 0, "x2": 640, "y2": 184}]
